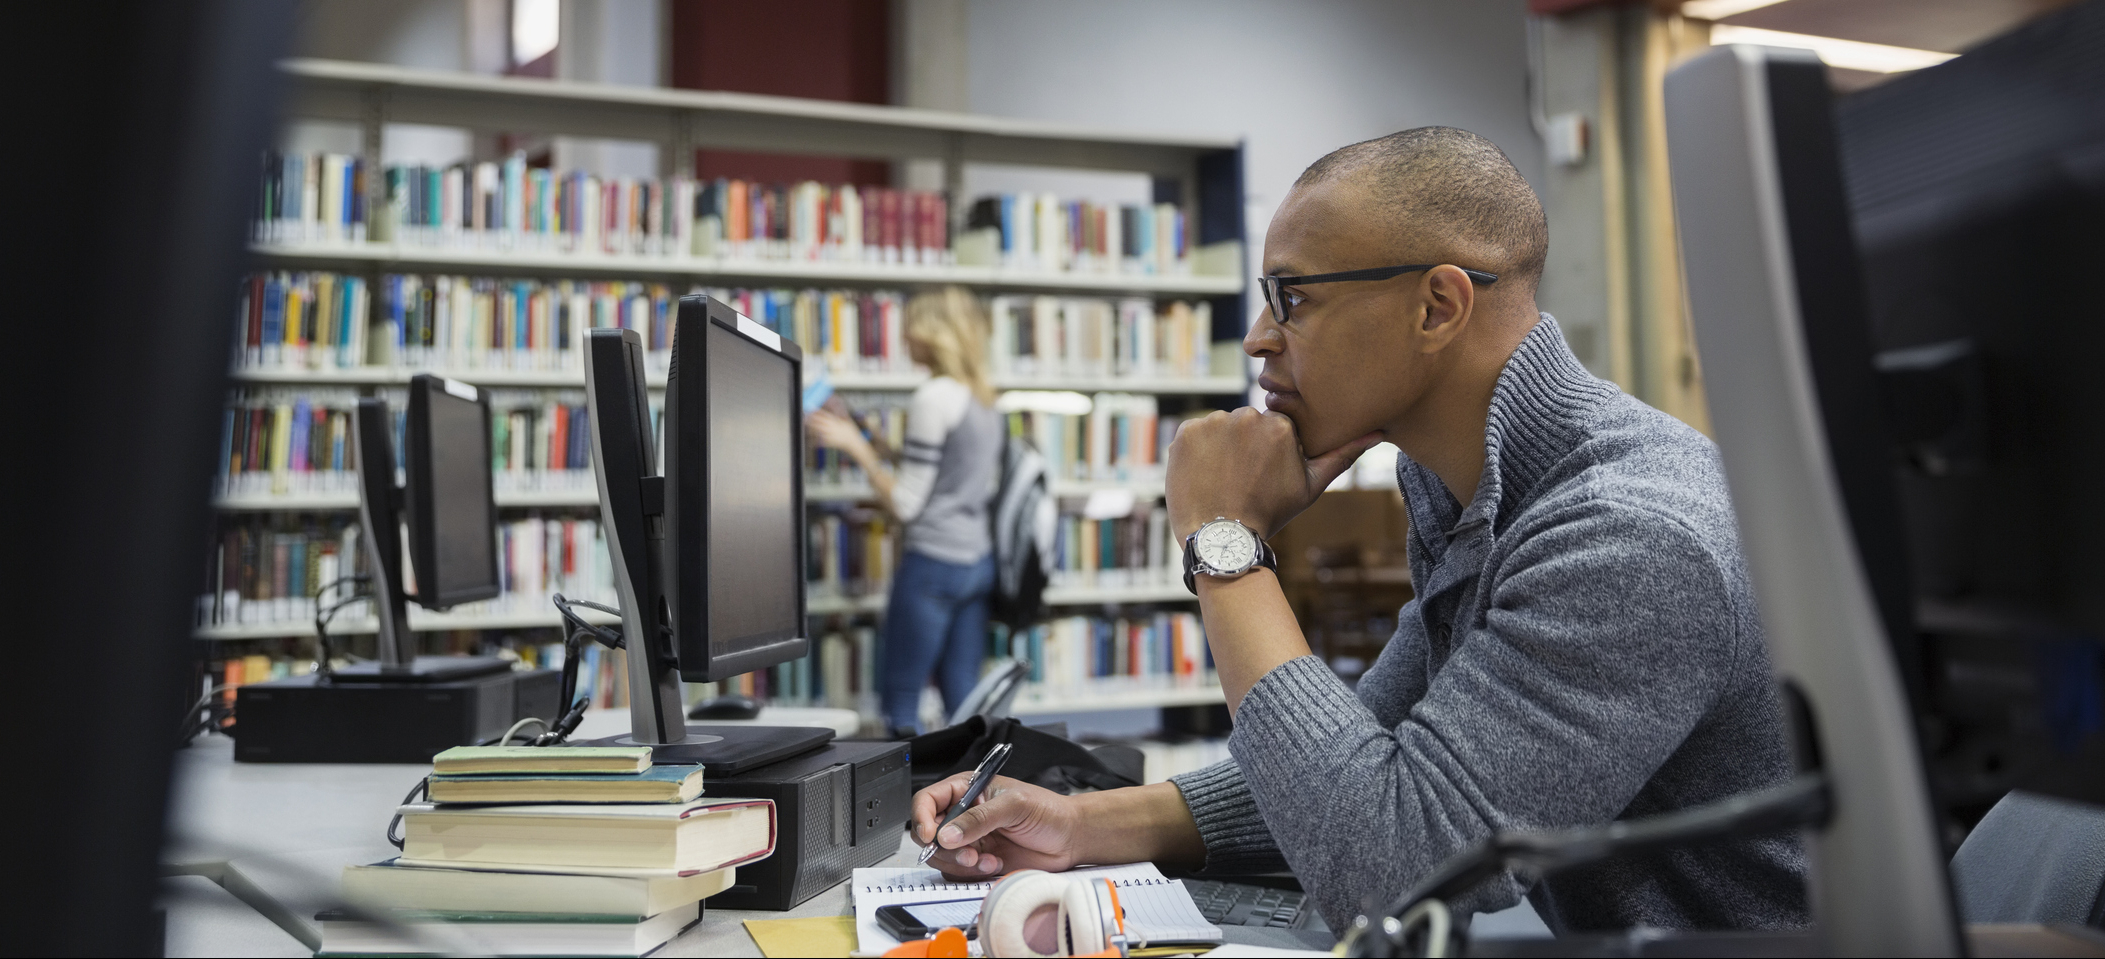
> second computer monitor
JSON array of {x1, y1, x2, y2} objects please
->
[
  {"x1": 663, "y1": 294, "x2": 809, "y2": 682},
  {"x1": 405, "y1": 374, "x2": 501, "y2": 609}
]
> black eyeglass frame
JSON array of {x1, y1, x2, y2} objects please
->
[{"x1": 1259, "y1": 263, "x2": 1499, "y2": 323}]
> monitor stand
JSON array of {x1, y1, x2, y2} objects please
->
[
  {"x1": 576, "y1": 724, "x2": 835, "y2": 774},
  {"x1": 569, "y1": 608, "x2": 833, "y2": 773}
]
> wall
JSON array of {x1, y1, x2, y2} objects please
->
[
  {"x1": 953, "y1": 0, "x2": 1551, "y2": 341},
  {"x1": 290, "y1": 0, "x2": 477, "y2": 165},
  {"x1": 1533, "y1": 6, "x2": 1713, "y2": 424},
  {"x1": 669, "y1": 0, "x2": 892, "y2": 184}
]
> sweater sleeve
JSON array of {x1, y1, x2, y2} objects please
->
[
  {"x1": 1226, "y1": 503, "x2": 1740, "y2": 930},
  {"x1": 889, "y1": 377, "x2": 969, "y2": 524},
  {"x1": 1168, "y1": 759, "x2": 1290, "y2": 874}
]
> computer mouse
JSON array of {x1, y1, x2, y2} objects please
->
[{"x1": 688, "y1": 694, "x2": 762, "y2": 720}]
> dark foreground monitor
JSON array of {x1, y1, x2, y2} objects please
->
[
  {"x1": 581, "y1": 296, "x2": 827, "y2": 772},
  {"x1": 1836, "y1": 4, "x2": 2105, "y2": 813},
  {"x1": 1666, "y1": 7, "x2": 2105, "y2": 950}
]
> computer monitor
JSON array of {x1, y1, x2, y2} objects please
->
[
  {"x1": 404, "y1": 376, "x2": 502, "y2": 610},
  {"x1": 580, "y1": 295, "x2": 828, "y2": 770},
  {"x1": 344, "y1": 373, "x2": 506, "y2": 680},
  {"x1": 1666, "y1": 10, "x2": 2105, "y2": 950},
  {"x1": 662, "y1": 294, "x2": 810, "y2": 678},
  {"x1": 1834, "y1": 5, "x2": 2105, "y2": 814}
]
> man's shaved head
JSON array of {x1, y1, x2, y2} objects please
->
[{"x1": 1294, "y1": 127, "x2": 1548, "y2": 289}]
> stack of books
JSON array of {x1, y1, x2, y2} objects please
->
[{"x1": 318, "y1": 746, "x2": 776, "y2": 957}]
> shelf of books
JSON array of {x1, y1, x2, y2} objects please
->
[
  {"x1": 225, "y1": 272, "x2": 1246, "y2": 395},
  {"x1": 200, "y1": 58, "x2": 1248, "y2": 718},
  {"x1": 252, "y1": 242, "x2": 1244, "y2": 297}
]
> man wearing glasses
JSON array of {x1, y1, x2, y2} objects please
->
[{"x1": 911, "y1": 127, "x2": 1806, "y2": 934}]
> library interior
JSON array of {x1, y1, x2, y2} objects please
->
[{"x1": 12, "y1": 0, "x2": 2105, "y2": 956}]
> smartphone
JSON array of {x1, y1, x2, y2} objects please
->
[{"x1": 875, "y1": 899, "x2": 982, "y2": 941}]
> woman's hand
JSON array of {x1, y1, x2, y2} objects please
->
[
  {"x1": 806, "y1": 409, "x2": 875, "y2": 461},
  {"x1": 911, "y1": 774, "x2": 1085, "y2": 879}
]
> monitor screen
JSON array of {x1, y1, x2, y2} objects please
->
[
  {"x1": 409, "y1": 377, "x2": 499, "y2": 608},
  {"x1": 704, "y1": 317, "x2": 802, "y2": 654}
]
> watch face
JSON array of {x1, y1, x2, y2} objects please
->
[{"x1": 1195, "y1": 521, "x2": 1258, "y2": 572}]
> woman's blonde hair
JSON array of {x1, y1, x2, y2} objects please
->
[{"x1": 905, "y1": 286, "x2": 996, "y2": 407}]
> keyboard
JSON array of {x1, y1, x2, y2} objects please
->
[{"x1": 1178, "y1": 879, "x2": 1310, "y2": 929}]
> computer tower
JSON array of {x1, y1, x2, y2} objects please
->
[
  {"x1": 702, "y1": 740, "x2": 911, "y2": 910},
  {"x1": 232, "y1": 668, "x2": 561, "y2": 763}
]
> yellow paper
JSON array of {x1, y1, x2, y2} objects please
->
[{"x1": 744, "y1": 916, "x2": 860, "y2": 958}]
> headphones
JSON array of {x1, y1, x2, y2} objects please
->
[
  {"x1": 978, "y1": 870, "x2": 1130, "y2": 958},
  {"x1": 881, "y1": 870, "x2": 1133, "y2": 959}
]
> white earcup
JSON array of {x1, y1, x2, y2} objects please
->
[
  {"x1": 1057, "y1": 879, "x2": 1109, "y2": 956},
  {"x1": 979, "y1": 871, "x2": 1069, "y2": 958}
]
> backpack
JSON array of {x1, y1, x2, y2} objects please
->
[{"x1": 988, "y1": 432, "x2": 1055, "y2": 631}]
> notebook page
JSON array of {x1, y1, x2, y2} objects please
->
[{"x1": 1114, "y1": 878, "x2": 1224, "y2": 945}]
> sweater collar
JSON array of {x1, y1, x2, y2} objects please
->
[{"x1": 1399, "y1": 314, "x2": 1619, "y2": 545}]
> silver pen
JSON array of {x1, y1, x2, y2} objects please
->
[{"x1": 918, "y1": 742, "x2": 1014, "y2": 866}]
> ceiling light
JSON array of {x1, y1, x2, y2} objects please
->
[
  {"x1": 1680, "y1": 0, "x2": 1787, "y2": 21},
  {"x1": 1708, "y1": 24, "x2": 1958, "y2": 73}
]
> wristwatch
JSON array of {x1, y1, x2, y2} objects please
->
[{"x1": 1182, "y1": 517, "x2": 1279, "y2": 594}]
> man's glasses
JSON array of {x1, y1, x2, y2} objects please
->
[{"x1": 1258, "y1": 264, "x2": 1499, "y2": 324}]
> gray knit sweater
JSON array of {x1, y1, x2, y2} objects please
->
[{"x1": 1169, "y1": 315, "x2": 1807, "y2": 933}]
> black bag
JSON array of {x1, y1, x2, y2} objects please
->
[{"x1": 908, "y1": 716, "x2": 1143, "y2": 795}]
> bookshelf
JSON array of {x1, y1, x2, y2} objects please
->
[{"x1": 209, "y1": 58, "x2": 1248, "y2": 718}]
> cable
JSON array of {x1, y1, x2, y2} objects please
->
[
  {"x1": 464, "y1": 594, "x2": 628, "y2": 750},
  {"x1": 552, "y1": 593, "x2": 624, "y2": 650},
  {"x1": 491, "y1": 716, "x2": 547, "y2": 746},
  {"x1": 385, "y1": 777, "x2": 429, "y2": 850},
  {"x1": 1339, "y1": 772, "x2": 1830, "y2": 957},
  {"x1": 176, "y1": 683, "x2": 233, "y2": 746},
  {"x1": 1384, "y1": 900, "x2": 1451, "y2": 959},
  {"x1": 311, "y1": 574, "x2": 372, "y2": 681},
  {"x1": 534, "y1": 694, "x2": 591, "y2": 746}
]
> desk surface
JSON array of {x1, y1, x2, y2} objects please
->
[{"x1": 165, "y1": 712, "x2": 1338, "y2": 957}]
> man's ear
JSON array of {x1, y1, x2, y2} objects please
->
[{"x1": 1415, "y1": 264, "x2": 1477, "y2": 353}]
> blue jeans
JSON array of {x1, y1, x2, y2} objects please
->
[{"x1": 881, "y1": 550, "x2": 995, "y2": 733}]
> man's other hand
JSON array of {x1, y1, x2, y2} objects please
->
[
  {"x1": 1166, "y1": 408, "x2": 1381, "y2": 539},
  {"x1": 910, "y1": 774, "x2": 1082, "y2": 879}
]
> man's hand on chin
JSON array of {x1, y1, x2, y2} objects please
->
[{"x1": 1164, "y1": 408, "x2": 1383, "y2": 540}]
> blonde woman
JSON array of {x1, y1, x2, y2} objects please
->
[{"x1": 807, "y1": 287, "x2": 1003, "y2": 735}]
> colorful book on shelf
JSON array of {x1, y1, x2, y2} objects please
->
[
  {"x1": 986, "y1": 296, "x2": 1213, "y2": 381},
  {"x1": 427, "y1": 764, "x2": 706, "y2": 804},
  {"x1": 959, "y1": 194, "x2": 1189, "y2": 275},
  {"x1": 341, "y1": 859, "x2": 734, "y2": 916},
  {"x1": 313, "y1": 899, "x2": 699, "y2": 958},
  {"x1": 198, "y1": 510, "x2": 615, "y2": 632},
  {"x1": 431, "y1": 745, "x2": 650, "y2": 774},
  {"x1": 394, "y1": 797, "x2": 776, "y2": 873}
]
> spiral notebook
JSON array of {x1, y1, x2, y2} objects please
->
[{"x1": 851, "y1": 862, "x2": 1223, "y2": 953}]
